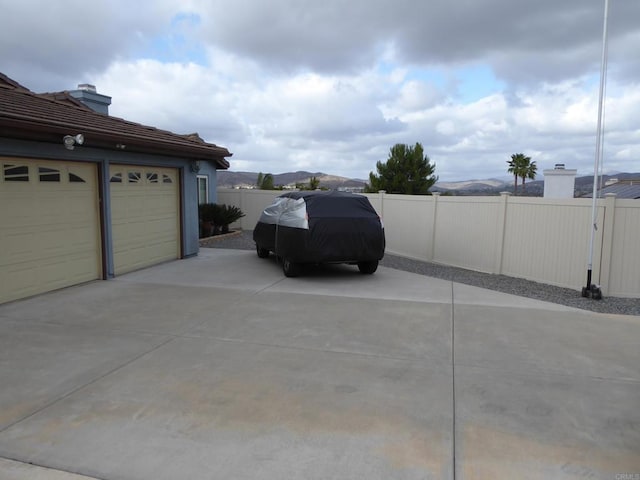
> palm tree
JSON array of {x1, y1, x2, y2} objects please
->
[
  {"x1": 507, "y1": 153, "x2": 529, "y2": 194},
  {"x1": 520, "y1": 160, "x2": 537, "y2": 193}
]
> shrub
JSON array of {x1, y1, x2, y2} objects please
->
[
  {"x1": 198, "y1": 203, "x2": 219, "y2": 237},
  {"x1": 198, "y1": 203, "x2": 245, "y2": 236},
  {"x1": 218, "y1": 204, "x2": 245, "y2": 233},
  {"x1": 198, "y1": 203, "x2": 220, "y2": 224}
]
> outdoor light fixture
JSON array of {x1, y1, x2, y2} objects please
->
[
  {"x1": 63, "y1": 134, "x2": 84, "y2": 150},
  {"x1": 191, "y1": 160, "x2": 201, "y2": 173}
]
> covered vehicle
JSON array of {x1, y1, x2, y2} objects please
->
[{"x1": 253, "y1": 191, "x2": 385, "y2": 277}]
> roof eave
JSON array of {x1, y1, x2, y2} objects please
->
[{"x1": 0, "y1": 116, "x2": 232, "y2": 169}]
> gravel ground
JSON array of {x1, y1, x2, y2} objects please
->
[{"x1": 201, "y1": 230, "x2": 640, "y2": 316}]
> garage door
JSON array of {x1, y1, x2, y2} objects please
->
[
  {"x1": 0, "y1": 158, "x2": 101, "y2": 304},
  {"x1": 109, "y1": 165, "x2": 180, "y2": 275}
]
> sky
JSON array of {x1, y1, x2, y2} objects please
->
[{"x1": 1, "y1": 0, "x2": 639, "y2": 181}]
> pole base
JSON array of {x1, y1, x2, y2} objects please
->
[{"x1": 581, "y1": 284, "x2": 603, "y2": 300}]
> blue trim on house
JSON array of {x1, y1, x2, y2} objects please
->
[{"x1": 0, "y1": 136, "x2": 211, "y2": 274}]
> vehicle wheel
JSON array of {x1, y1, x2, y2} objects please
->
[
  {"x1": 282, "y1": 258, "x2": 301, "y2": 277},
  {"x1": 256, "y1": 244, "x2": 270, "y2": 258},
  {"x1": 357, "y1": 260, "x2": 378, "y2": 274}
]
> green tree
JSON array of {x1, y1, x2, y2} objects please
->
[
  {"x1": 296, "y1": 176, "x2": 323, "y2": 191},
  {"x1": 308, "y1": 176, "x2": 320, "y2": 190},
  {"x1": 256, "y1": 172, "x2": 275, "y2": 190},
  {"x1": 507, "y1": 153, "x2": 530, "y2": 194},
  {"x1": 365, "y1": 143, "x2": 437, "y2": 194}
]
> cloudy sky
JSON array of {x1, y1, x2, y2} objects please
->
[{"x1": 2, "y1": 0, "x2": 639, "y2": 181}]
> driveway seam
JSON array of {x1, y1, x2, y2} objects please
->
[
  {"x1": 0, "y1": 456, "x2": 107, "y2": 480},
  {"x1": 451, "y1": 280, "x2": 457, "y2": 480},
  {"x1": 0, "y1": 335, "x2": 177, "y2": 435}
]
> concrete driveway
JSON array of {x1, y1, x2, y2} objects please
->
[{"x1": 0, "y1": 248, "x2": 638, "y2": 480}]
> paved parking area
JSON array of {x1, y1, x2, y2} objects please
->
[{"x1": 0, "y1": 249, "x2": 638, "y2": 479}]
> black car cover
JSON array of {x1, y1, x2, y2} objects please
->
[{"x1": 253, "y1": 191, "x2": 385, "y2": 263}]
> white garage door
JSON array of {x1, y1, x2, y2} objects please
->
[
  {"x1": 0, "y1": 158, "x2": 101, "y2": 304},
  {"x1": 109, "y1": 165, "x2": 180, "y2": 275}
]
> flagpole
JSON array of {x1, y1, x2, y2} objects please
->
[{"x1": 583, "y1": 0, "x2": 610, "y2": 300}]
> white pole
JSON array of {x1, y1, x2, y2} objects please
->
[{"x1": 585, "y1": 0, "x2": 610, "y2": 295}]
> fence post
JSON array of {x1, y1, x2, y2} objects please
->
[
  {"x1": 430, "y1": 192, "x2": 441, "y2": 262},
  {"x1": 598, "y1": 193, "x2": 617, "y2": 295},
  {"x1": 495, "y1": 192, "x2": 511, "y2": 274},
  {"x1": 378, "y1": 190, "x2": 386, "y2": 223}
]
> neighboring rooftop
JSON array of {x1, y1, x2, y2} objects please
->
[
  {"x1": 0, "y1": 72, "x2": 231, "y2": 167},
  {"x1": 583, "y1": 179, "x2": 640, "y2": 199}
]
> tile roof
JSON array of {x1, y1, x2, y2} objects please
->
[
  {"x1": 37, "y1": 91, "x2": 93, "y2": 109},
  {"x1": 0, "y1": 73, "x2": 231, "y2": 168},
  {"x1": 583, "y1": 182, "x2": 640, "y2": 199}
]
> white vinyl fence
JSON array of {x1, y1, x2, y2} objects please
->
[{"x1": 217, "y1": 188, "x2": 640, "y2": 298}]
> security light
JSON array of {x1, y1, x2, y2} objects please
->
[{"x1": 63, "y1": 134, "x2": 84, "y2": 150}]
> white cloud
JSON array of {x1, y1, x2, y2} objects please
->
[
  {"x1": 96, "y1": 59, "x2": 247, "y2": 143},
  {"x1": 2, "y1": 0, "x2": 639, "y2": 181}
]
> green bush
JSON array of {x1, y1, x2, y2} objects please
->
[
  {"x1": 198, "y1": 203, "x2": 245, "y2": 236},
  {"x1": 198, "y1": 203, "x2": 219, "y2": 237},
  {"x1": 219, "y1": 204, "x2": 245, "y2": 227},
  {"x1": 198, "y1": 203, "x2": 220, "y2": 224}
]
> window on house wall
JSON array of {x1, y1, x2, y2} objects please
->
[{"x1": 197, "y1": 175, "x2": 208, "y2": 204}]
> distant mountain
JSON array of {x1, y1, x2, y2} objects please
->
[
  {"x1": 433, "y1": 173, "x2": 640, "y2": 196},
  {"x1": 432, "y1": 178, "x2": 510, "y2": 192},
  {"x1": 217, "y1": 170, "x2": 367, "y2": 190},
  {"x1": 216, "y1": 171, "x2": 260, "y2": 188},
  {"x1": 217, "y1": 170, "x2": 640, "y2": 197}
]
